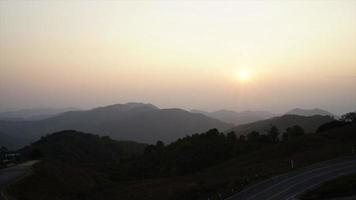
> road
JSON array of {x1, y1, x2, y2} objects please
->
[
  {"x1": 226, "y1": 156, "x2": 356, "y2": 200},
  {"x1": 0, "y1": 161, "x2": 38, "y2": 200}
]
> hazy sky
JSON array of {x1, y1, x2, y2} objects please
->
[{"x1": 1, "y1": 1, "x2": 355, "y2": 114}]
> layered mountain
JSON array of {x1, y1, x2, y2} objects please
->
[
  {"x1": 285, "y1": 108, "x2": 334, "y2": 117},
  {"x1": 0, "y1": 132, "x2": 29, "y2": 150},
  {"x1": 0, "y1": 107, "x2": 80, "y2": 121},
  {"x1": 229, "y1": 114, "x2": 334, "y2": 136},
  {"x1": 0, "y1": 103, "x2": 232, "y2": 146},
  {"x1": 191, "y1": 109, "x2": 276, "y2": 125}
]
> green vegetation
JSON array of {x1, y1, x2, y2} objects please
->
[
  {"x1": 7, "y1": 112, "x2": 356, "y2": 200},
  {"x1": 300, "y1": 173, "x2": 356, "y2": 200}
]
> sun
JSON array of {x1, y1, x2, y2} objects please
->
[{"x1": 238, "y1": 69, "x2": 251, "y2": 82}]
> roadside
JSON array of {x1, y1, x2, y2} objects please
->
[
  {"x1": 0, "y1": 161, "x2": 39, "y2": 200},
  {"x1": 226, "y1": 156, "x2": 356, "y2": 200},
  {"x1": 329, "y1": 197, "x2": 356, "y2": 200},
  {"x1": 298, "y1": 173, "x2": 356, "y2": 200}
]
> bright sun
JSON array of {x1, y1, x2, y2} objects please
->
[{"x1": 238, "y1": 69, "x2": 251, "y2": 82}]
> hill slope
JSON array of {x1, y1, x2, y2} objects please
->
[
  {"x1": 286, "y1": 108, "x2": 334, "y2": 117},
  {"x1": 8, "y1": 119, "x2": 356, "y2": 200},
  {"x1": 0, "y1": 107, "x2": 80, "y2": 121},
  {"x1": 229, "y1": 114, "x2": 334, "y2": 136},
  {"x1": 0, "y1": 103, "x2": 232, "y2": 145},
  {"x1": 191, "y1": 109, "x2": 275, "y2": 125},
  {"x1": 21, "y1": 130, "x2": 147, "y2": 163}
]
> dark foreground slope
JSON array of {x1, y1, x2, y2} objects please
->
[
  {"x1": 7, "y1": 121, "x2": 356, "y2": 200},
  {"x1": 21, "y1": 130, "x2": 147, "y2": 163},
  {"x1": 300, "y1": 173, "x2": 356, "y2": 200},
  {"x1": 0, "y1": 103, "x2": 232, "y2": 146}
]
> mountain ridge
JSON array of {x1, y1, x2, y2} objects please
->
[
  {"x1": 229, "y1": 114, "x2": 334, "y2": 136},
  {"x1": 285, "y1": 108, "x2": 334, "y2": 117},
  {"x1": 0, "y1": 103, "x2": 232, "y2": 147},
  {"x1": 191, "y1": 109, "x2": 276, "y2": 125}
]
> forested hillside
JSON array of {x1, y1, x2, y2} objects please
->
[{"x1": 7, "y1": 112, "x2": 356, "y2": 200}]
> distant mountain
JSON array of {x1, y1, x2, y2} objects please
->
[
  {"x1": 0, "y1": 107, "x2": 80, "y2": 121},
  {"x1": 191, "y1": 109, "x2": 276, "y2": 125},
  {"x1": 285, "y1": 108, "x2": 334, "y2": 117},
  {"x1": 229, "y1": 114, "x2": 334, "y2": 136},
  {"x1": 0, "y1": 132, "x2": 29, "y2": 150},
  {"x1": 0, "y1": 103, "x2": 232, "y2": 146}
]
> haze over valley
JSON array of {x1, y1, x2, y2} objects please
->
[{"x1": 0, "y1": 1, "x2": 355, "y2": 200}]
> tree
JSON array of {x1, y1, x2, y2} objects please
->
[
  {"x1": 156, "y1": 141, "x2": 165, "y2": 149},
  {"x1": 238, "y1": 135, "x2": 246, "y2": 143},
  {"x1": 247, "y1": 131, "x2": 260, "y2": 142},
  {"x1": 144, "y1": 145, "x2": 156, "y2": 154},
  {"x1": 341, "y1": 112, "x2": 356, "y2": 123},
  {"x1": 227, "y1": 132, "x2": 237, "y2": 143},
  {"x1": 282, "y1": 125, "x2": 305, "y2": 141},
  {"x1": 317, "y1": 120, "x2": 346, "y2": 132},
  {"x1": 227, "y1": 132, "x2": 237, "y2": 157},
  {"x1": 259, "y1": 134, "x2": 270, "y2": 143},
  {"x1": 267, "y1": 125, "x2": 280, "y2": 143}
]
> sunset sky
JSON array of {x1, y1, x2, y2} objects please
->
[{"x1": 1, "y1": 1, "x2": 355, "y2": 114}]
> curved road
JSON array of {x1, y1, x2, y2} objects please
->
[
  {"x1": 226, "y1": 156, "x2": 356, "y2": 200},
  {"x1": 0, "y1": 161, "x2": 38, "y2": 200}
]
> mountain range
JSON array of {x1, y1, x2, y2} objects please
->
[
  {"x1": 0, "y1": 103, "x2": 232, "y2": 148},
  {"x1": 0, "y1": 103, "x2": 337, "y2": 150},
  {"x1": 0, "y1": 107, "x2": 80, "y2": 121},
  {"x1": 191, "y1": 109, "x2": 276, "y2": 125},
  {"x1": 192, "y1": 108, "x2": 334, "y2": 125}
]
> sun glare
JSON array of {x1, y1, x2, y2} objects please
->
[{"x1": 238, "y1": 69, "x2": 251, "y2": 82}]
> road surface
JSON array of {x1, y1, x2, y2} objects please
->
[
  {"x1": 0, "y1": 161, "x2": 38, "y2": 200},
  {"x1": 226, "y1": 156, "x2": 356, "y2": 200}
]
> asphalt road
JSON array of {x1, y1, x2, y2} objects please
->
[
  {"x1": 226, "y1": 156, "x2": 356, "y2": 200},
  {"x1": 0, "y1": 161, "x2": 38, "y2": 200}
]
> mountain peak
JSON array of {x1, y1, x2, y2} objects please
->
[{"x1": 94, "y1": 102, "x2": 159, "y2": 112}]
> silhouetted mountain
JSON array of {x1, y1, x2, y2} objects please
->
[
  {"x1": 229, "y1": 114, "x2": 334, "y2": 136},
  {"x1": 0, "y1": 103, "x2": 232, "y2": 146},
  {"x1": 285, "y1": 108, "x2": 334, "y2": 117},
  {"x1": 191, "y1": 109, "x2": 276, "y2": 125},
  {"x1": 0, "y1": 107, "x2": 80, "y2": 121}
]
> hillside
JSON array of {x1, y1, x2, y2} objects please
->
[
  {"x1": 8, "y1": 117, "x2": 356, "y2": 200},
  {"x1": 21, "y1": 130, "x2": 147, "y2": 163},
  {"x1": 0, "y1": 103, "x2": 232, "y2": 145},
  {"x1": 229, "y1": 114, "x2": 334, "y2": 136},
  {"x1": 191, "y1": 109, "x2": 275, "y2": 125},
  {"x1": 286, "y1": 108, "x2": 334, "y2": 117}
]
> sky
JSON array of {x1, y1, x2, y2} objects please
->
[{"x1": 0, "y1": 1, "x2": 355, "y2": 115}]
